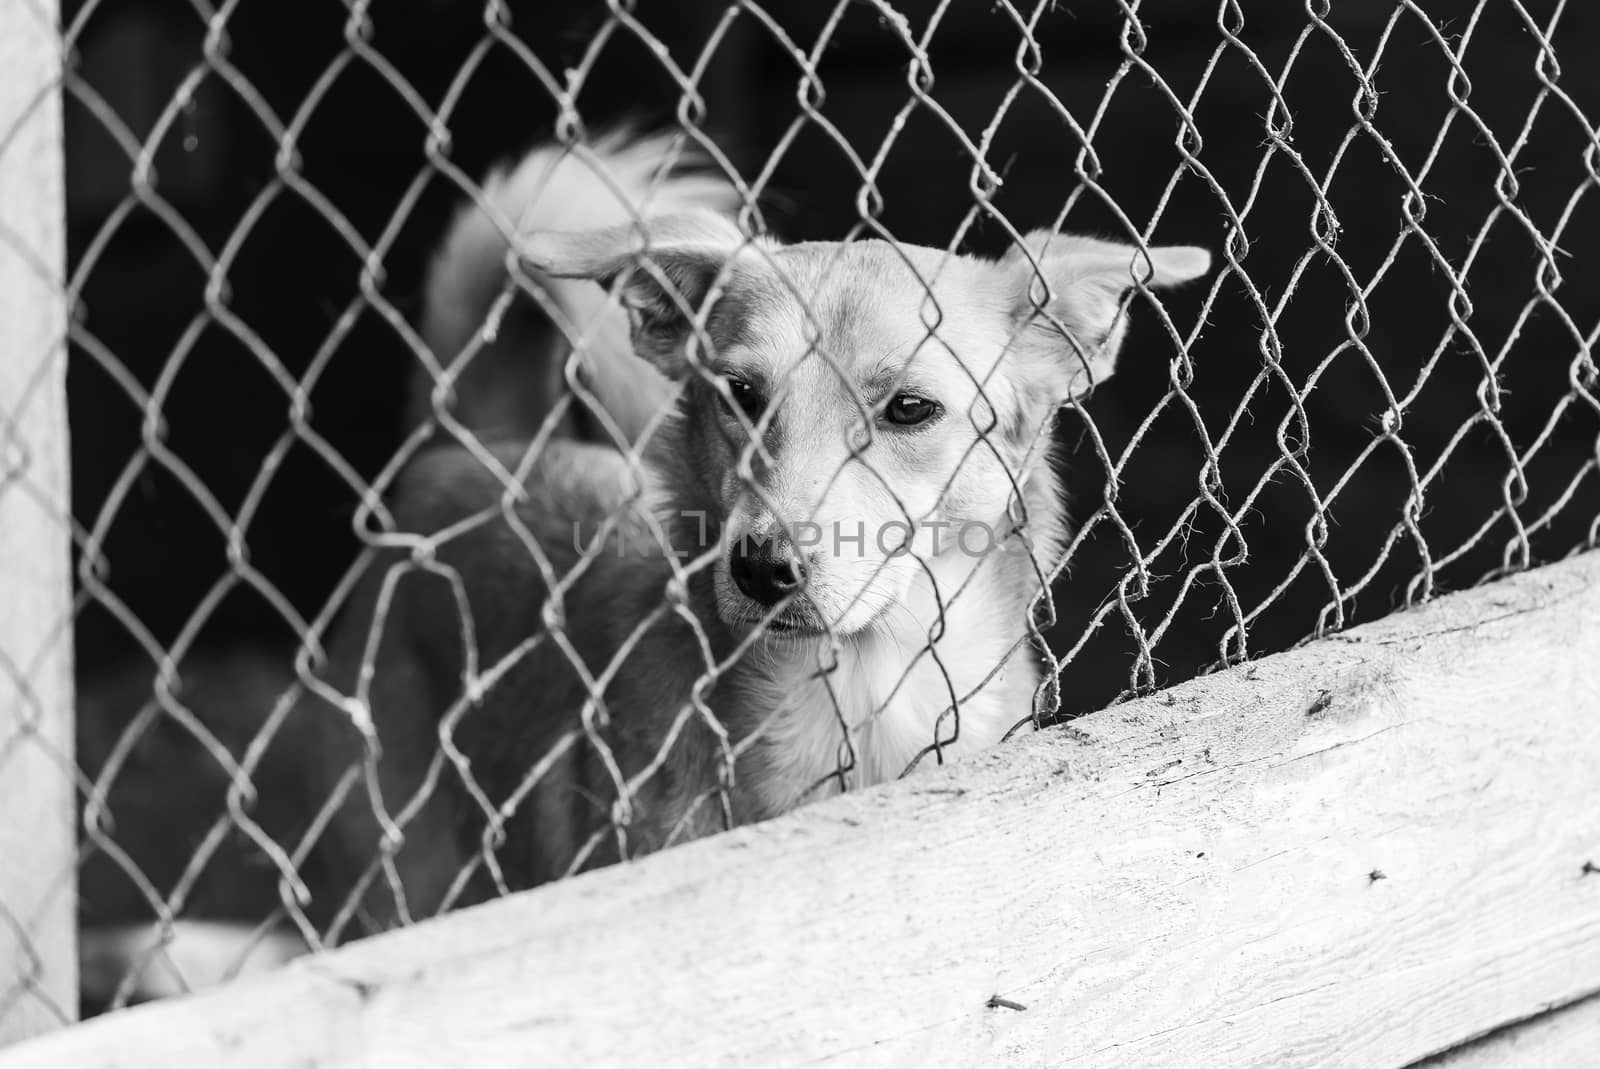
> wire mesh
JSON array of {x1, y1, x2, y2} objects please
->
[{"x1": 0, "y1": 0, "x2": 1596, "y2": 1026}]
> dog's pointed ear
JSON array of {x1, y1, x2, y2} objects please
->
[
  {"x1": 1000, "y1": 231, "x2": 1211, "y2": 401},
  {"x1": 521, "y1": 210, "x2": 748, "y2": 376}
]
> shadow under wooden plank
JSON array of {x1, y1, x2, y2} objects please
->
[{"x1": 1409, "y1": 988, "x2": 1600, "y2": 1067}]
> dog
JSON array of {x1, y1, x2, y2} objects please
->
[
  {"x1": 76, "y1": 130, "x2": 1211, "y2": 997},
  {"x1": 299, "y1": 129, "x2": 1212, "y2": 932}
]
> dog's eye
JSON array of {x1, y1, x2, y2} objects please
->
[
  {"x1": 882, "y1": 393, "x2": 941, "y2": 427},
  {"x1": 722, "y1": 376, "x2": 766, "y2": 420}
]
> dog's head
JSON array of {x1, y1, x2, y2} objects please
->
[{"x1": 526, "y1": 213, "x2": 1210, "y2": 638}]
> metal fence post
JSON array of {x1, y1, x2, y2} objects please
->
[{"x1": 0, "y1": 0, "x2": 76, "y2": 1045}]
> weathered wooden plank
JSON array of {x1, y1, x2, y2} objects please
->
[
  {"x1": 5, "y1": 551, "x2": 1600, "y2": 1068},
  {"x1": 0, "y1": 0, "x2": 76, "y2": 1047}
]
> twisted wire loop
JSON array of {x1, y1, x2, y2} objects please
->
[{"x1": 1, "y1": 0, "x2": 1593, "y2": 1020}]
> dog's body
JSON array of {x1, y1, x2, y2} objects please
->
[
  {"x1": 305, "y1": 132, "x2": 1210, "y2": 930},
  {"x1": 78, "y1": 130, "x2": 1210, "y2": 999}
]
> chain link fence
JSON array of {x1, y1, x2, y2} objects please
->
[{"x1": 1, "y1": 0, "x2": 1596, "y2": 1039}]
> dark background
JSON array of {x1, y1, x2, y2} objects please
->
[{"x1": 63, "y1": 0, "x2": 1600, "y2": 938}]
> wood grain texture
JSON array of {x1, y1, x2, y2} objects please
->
[
  {"x1": 6, "y1": 551, "x2": 1600, "y2": 1068},
  {"x1": 0, "y1": 0, "x2": 76, "y2": 1046}
]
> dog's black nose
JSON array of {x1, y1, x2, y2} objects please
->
[{"x1": 730, "y1": 538, "x2": 806, "y2": 606}]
